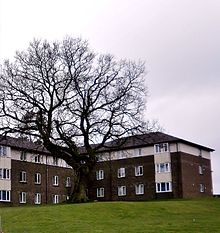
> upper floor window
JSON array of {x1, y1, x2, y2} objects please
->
[
  {"x1": 134, "y1": 148, "x2": 142, "y2": 157},
  {"x1": 52, "y1": 175, "x2": 59, "y2": 186},
  {"x1": 20, "y1": 171, "x2": 27, "y2": 182},
  {"x1": 0, "y1": 168, "x2": 11, "y2": 180},
  {"x1": 135, "y1": 184, "x2": 144, "y2": 195},
  {"x1": 156, "y1": 163, "x2": 171, "y2": 173},
  {"x1": 35, "y1": 173, "x2": 41, "y2": 184},
  {"x1": 118, "y1": 186, "x2": 126, "y2": 196},
  {"x1": 154, "y1": 143, "x2": 169, "y2": 154},
  {"x1": 19, "y1": 192, "x2": 27, "y2": 204},
  {"x1": 20, "y1": 151, "x2": 27, "y2": 161},
  {"x1": 66, "y1": 177, "x2": 71, "y2": 187},
  {"x1": 0, "y1": 190, "x2": 11, "y2": 202},
  {"x1": 118, "y1": 167, "x2": 126, "y2": 178},
  {"x1": 97, "y1": 187, "x2": 104, "y2": 197},
  {"x1": 53, "y1": 157, "x2": 58, "y2": 166},
  {"x1": 199, "y1": 165, "x2": 204, "y2": 175},
  {"x1": 117, "y1": 151, "x2": 127, "y2": 159},
  {"x1": 135, "y1": 166, "x2": 143, "y2": 176},
  {"x1": 0, "y1": 146, "x2": 8, "y2": 157},
  {"x1": 156, "y1": 182, "x2": 172, "y2": 193},
  {"x1": 96, "y1": 170, "x2": 104, "y2": 180},
  {"x1": 34, "y1": 154, "x2": 42, "y2": 163}
]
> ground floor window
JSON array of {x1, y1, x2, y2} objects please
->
[
  {"x1": 34, "y1": 193, "x2": 41, "y2": 204},
  {"x1": 135, "y1": 184, "x2": 144, "y2": 195},
  {"x1": 19, "y1": 192, "x2": 27, "y2": 203},
  {"x1": 156, "y1": 182, "x2": 172, "y2": 193},
  {"x1": 200, "y1": 184, "x2": 205, "y2": 193},
  {"x1": 0, "y1": 190, "x2": 10, "y2": 202},
  {"x1": 52, "y1": 194, "x2": 59, "y2": 204},
  {"x1": 118, "y1": 186, "x2": 126, "y2": 196},
  {"x1": 97, "y1": 187, "x2": 104, "y2": 197}
]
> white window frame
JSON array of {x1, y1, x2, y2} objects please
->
[
  {"x1": 156, "y1": 182, "x2": 172, "y2": 193},
  {"x1": 199, "y1": 165, "x2": 203, "y2": 175},
  {"x1": 118, "y1": 167, "x2": 126, "y2": 178},
  {"x1": 97, "y1": 187, "x2": 104, "y2": 197},
  {"x1": 66, "y1": 177, "x2": 71, "y2": 187},
  {"x1": 52, "y1": 194, "x2": 59, "y2": 204},
  {"x1": 96, "y1": 170, "x2": 104, "y2": 180},
  {"x1": 154, "y1": 143, "x2": 169, "y2": 153},
  {"x1": 53, "y1": 175, "x2": 59, "y2": 186},
  {"x1": 53, "y1": 157, "x2": 58, "y2": 166},
  {"x1": 34, "y1": 193, "x2": 41, "y2": 204},
  {"x1": 200, "y1": 184, "x2": 205, "y2": 193},
  {"x1": 19, "y1": 192, "x2": 27, "y2": 204},
  {"x1": 118, "y1": 186, "x2": 126, "y2": 196},
  {"x1": 156, "y1": 163, "x2": 171, "y2": 173},
  {"x1": 0, "y1": 190, "x2": 11, "y2": 202},
  {"x1": 0, "y1": 168, "x2": 11, "y2": 180},
  {"x1": 135, "y1": 166, "x2": 143, "y2": 176},
  {"x1": 20, "y1": 151, "x2": 27, "y2": 161},
  {"x1": 35, "y1": 173, "x2": 41, "y2": 184},
  {"x1": 0, "y1": 146, "x2": 7, "y2": 157},
  {"x1": 135, "y1": 184, "x2": 144, "y2": 195},
  {"x1": 34, "y1": 154, "x2": 42, "y2": 163},
  {"x1": 20, "y1": 171, "x2": 27, "y2": 182}
]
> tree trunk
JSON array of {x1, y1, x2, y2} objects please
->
[{"x1": 71, "y1": 166, "x2": 91, "y2": 203}]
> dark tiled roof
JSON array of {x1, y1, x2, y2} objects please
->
[
  {"x1": 0, "y1": 136, "x2": 48, "y2": 154},
  {"x1": 0, "y1": 132, "x2": 214, "y2": 153},
  {"x1": 103, "y1": 132, "x2": 214, "y2": 152}
]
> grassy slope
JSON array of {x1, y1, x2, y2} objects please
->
[{"x1": 0, "y1": 198, "x2": 220, "y2": 233}]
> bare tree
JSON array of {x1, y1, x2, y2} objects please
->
[{"x1": 0, "y1": 37, "x2": 149, "y2": 202}]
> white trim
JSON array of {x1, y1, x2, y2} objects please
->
[
  {"x1": 118, "y1": 167, "x2": 125, "y2": 178},
  {"x1": 97, "y1": 187, "x2": 104, "y2": 197},
  {"x1": 118, "y1": 186, "x2": 126, "y2": 196}
]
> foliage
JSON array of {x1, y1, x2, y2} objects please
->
[{"x1": 0, "y1": 37, "x2": 148, "y2": 201}]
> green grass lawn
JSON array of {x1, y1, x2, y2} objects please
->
[{"x1": 0, "y1": 198, "x2": 220, "y2": 233}]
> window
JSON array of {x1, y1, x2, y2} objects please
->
[
  {"x1": 135, "y1": 166, "x2": 143, "y2": 176},
  {"x1": 97, "y1": 188, "x2": 104, "y2": 197},
  {"x1": 0, "y1": 146, "x2": 7, "y2": 157},
  {"x1": 35, "y1": 173, "x2": 41, "y2": 184},
  {"x1": 53, "y1": 157, "x2": 58, "y2": 166},
  {"x1": 34, "y1": 193, "x2": 41, "y2": 204},
  {"x1": 0, "y1": 168, "x2": 11, "y2": 180},
  {"x1": 156, "y1": 163, "x2": 171, "y2": 173},
  {"x1": 52, "y1": 175, "x2": 59, "y2": 186},
  {"x1": 200, "y1": 184, "x2": 205, "y2": 193},
  {"x1": 66, "y1": 177, "x2": 71, "y2": 187},
  {"x1": 135, "y1": 184, "x2": 144, "y2": 195},
  {"x1": 156, "y1": 182, "x2": 172, "y2": 193},
  {"x1": 20, "y1": 171, "x2": 27, "y2": 182},
  {"x1": 118, "y1": 186, "x2": 126, "y2": 196},
  {"x1": 154, "y1": 143, "x2": 169, "y2": 153},
  {"x1": 52, "y1": 194, "x2": 59, "y2": 204},
  {"x1": 96, "y1": 170, "x2": 104, "y2": 180},
  {"x1": 0, "y1": 190, "x2": 10, "y2": 202},
  {"x1": 19, "y1": 192, "x2": 27, "y2": 203},
  {"x1": 20, "y1": 151, "x2": 27, "y2": 161},
  {"x1": 117, "y1": 151, "x2": 126, "y2": 159},
  {"x1": 118, "y1": 167, "x2": 126, "y2": 178},
  {"x1": 34, "y1": 154, "x2": 42, "y2": 163},
  {"x1": 134, "y1": 148, "x2": 142, "y2": 157},
  {"x1": 199, "y1": 165, "x2": 203, "y2": 175}
]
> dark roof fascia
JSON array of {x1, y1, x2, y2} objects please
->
[
  {"x1": 0, "y1": 136, "x2": 50, "y2": 155},
  {"x1": 94, "y1": 133, "x2": 215, "y2": 154}
]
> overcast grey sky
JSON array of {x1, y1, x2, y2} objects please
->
[{"x1": 0, "y1": 0, "x2": 220, "y2": 193}]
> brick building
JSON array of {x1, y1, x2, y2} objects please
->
[
  {"x1": 0, "y1": 132, "x2": 214, "y2": 205},
  {"x1": 88, "y1": 132, "x2": 214, "y2": 201},
  {"x1": 0, "y1": 136, "x2": 73, "y2": 206}
]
